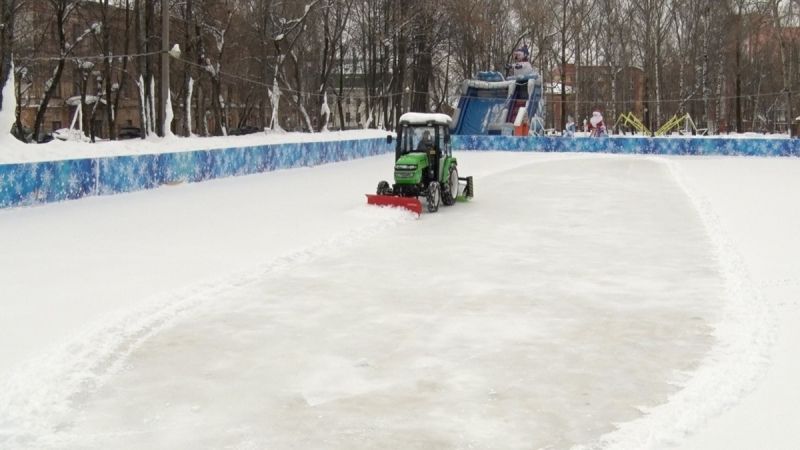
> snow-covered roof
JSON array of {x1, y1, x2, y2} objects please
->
[
  {"x1": 398, "y1": 113, "x2": 452, "y2": 126},
  {"x1": 65, "y1": 95, "x2": 107, "y2": 106},
  {"x1": 545, "y1": 83, "x2": 574, "y2": 95},
  {"x1": 464, "y1": 79, "x2": 517, "y2": 90}
]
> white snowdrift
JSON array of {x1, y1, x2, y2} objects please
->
[{"x1": 0, "y1": 129, "x2": 392, "y2": 164}]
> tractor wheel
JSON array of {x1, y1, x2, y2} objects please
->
[
  {"x1": 441, "y1": 167, "x2": 458, "y2": 206},
  {"x1": 376, "y1": 180, "x2": 391, "y2": 195},
  {"x1": 427, "y1": 181, "x2": 441, "y2": 213}
]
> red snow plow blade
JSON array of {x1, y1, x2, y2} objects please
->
[{"x1": 366, "y1": 194, "x2": 422, "y2": 215}]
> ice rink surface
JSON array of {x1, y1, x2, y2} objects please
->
[{"x1": 1, "y1": 152, "x2": 798, "y2": 449}]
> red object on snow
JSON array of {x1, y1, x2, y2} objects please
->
[{"x1": 366, "y1": 194, "x2": 422, "y2": 215}]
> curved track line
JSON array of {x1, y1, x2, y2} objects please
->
[
  {"x1": 575, "y1": 157, "x2": 775, "y2": 449},
  {"x1": 0, "y1": 208, "x2": 414, "y2": 449}
]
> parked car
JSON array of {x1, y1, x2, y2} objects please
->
[
  {"x1": 9, "y1": 125, "x2": 51, "y2": 143},
  {"x1": 117, "y1": 126, "x2": 142, "y2": 140},
  {"x1": 51, "y1": 128, "x2": 90, "y2": 142},
  {"x1": 228, "y1": 125, "x2": 261, "y2": 136}
]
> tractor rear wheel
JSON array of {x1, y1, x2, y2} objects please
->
[
  {"x1": 442, "y1": 167, "x2": 458, "y2": 206},
  {"x1": 426, "y1": 181, "x2": 441, "y2": 212}
]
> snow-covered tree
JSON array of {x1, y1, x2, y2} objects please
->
[{"x1": 0, "y1": 0, "x2": 19, "y2": 137}]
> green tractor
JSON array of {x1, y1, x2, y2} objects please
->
[{"x1": 366, "y1": 113, "x2": 473, "y2": 215}]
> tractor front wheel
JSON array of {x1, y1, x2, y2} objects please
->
[
  {"x1": 442, "y1": 167, "x2": 458, "y2": 206},
  {"x1": 377, "y1": 180, "x2": 391, "y2": 195},
  {"x1": 427, "y1": 181, "x2": 441, "y2": 212}
]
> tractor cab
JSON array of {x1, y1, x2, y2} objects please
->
[
  {"x1": 390, "y1": 114, "x2": 451, "y2": 153},
  {"x1": 394, "y1": 121, "x2": 449, "y2": 159},
  {"x1": 368, "y1": 112, "x2": 473, "y2": 214},
  {"x1": 388, "y1": 113, "x2": 453, "y2": 192}
]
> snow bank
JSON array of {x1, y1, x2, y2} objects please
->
[
  {"x1": 0, "y1": 129, "x2": 391, "y2": 164},
  {"x1": 0, "y1": 63, "x2": 17, "y2": 144}
]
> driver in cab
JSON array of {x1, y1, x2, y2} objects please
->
[{"x1": 416, "y1": 130, "x2": 434, "y2": 153}]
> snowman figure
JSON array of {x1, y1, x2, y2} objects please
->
[{"x1": 564, "y1": 116, "x2": 576, "y2": 137}]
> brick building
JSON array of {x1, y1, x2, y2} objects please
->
[
  {"x1": 14, "y1": 1, "x2": 143, "y2": 140},
  {"x1": 14, "y1": 2, "x2": 249, "y2": 141}
]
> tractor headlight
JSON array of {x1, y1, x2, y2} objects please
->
[{"x1": 394, "y1": 164, "x2": 417, "y2": 170}]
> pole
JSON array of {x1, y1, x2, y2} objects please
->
[{"x1": 160, "y1": 0, "x2": 169, "y2": 136}]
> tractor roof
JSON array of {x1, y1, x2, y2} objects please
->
[{"x1": 398, "y1": 113, "x2": 452, "y2": 126}]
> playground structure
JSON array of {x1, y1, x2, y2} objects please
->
[
  {"x1": 450, "y1": 46, "x2": 545, "y2": 137},
  {"x1": 614, "y1": 112, "x2": 706, "y2": 136},
  {"x1": 614, "y1": 112, "x2": 651, "y2": 135},
  {"x1": 655, "y1": 113, "x2": 705, "y2": 136}
]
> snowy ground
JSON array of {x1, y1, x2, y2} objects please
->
[
  {"x1": 0, "y1": 150, "x2": 798, "y2": 449},
  {"x1": 0, "y1": 129, "x2": 390, "y2": 163},
  {"x1": 675, "y1": 158, "x2": 800, "y2": 450}
]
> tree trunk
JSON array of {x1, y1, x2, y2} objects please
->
[
  {"x1": 102, "y1": 2, "x2": 114, "y2": 140},
  {"x1": 410, "y1": 7, "x2": 431, "y2": 114},
  {"x1": 559, "y1": 0, "x2": 567, "y2": 130},
  {"x1": 735, "y1": 2, "x2": 743, "y2": 132},
  {"x1": 574, "y1": 26, "x2": 580, "y2": 122},
  {"x1": 337, "y1": 42, "x2": 345, "y2": 130},
  {"x1": 771, "y1": 0, "x2": 792, "y2": 132},
  {"x1": 182, "y1": 0, "x2": 195, "y2": 136},
  {"x1": 33, "y1": 1, "x2": 71, "y2": 142}
]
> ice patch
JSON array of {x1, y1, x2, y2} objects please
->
[{"x1": 0, "y1": 207, "x2": 414, "y2": 449}]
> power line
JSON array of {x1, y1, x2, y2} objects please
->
[
  {"x1": 14, "y1": 52, "x2": 798, "y2": 105},
  {"x1": 175, "y1": 55, "x2": 408, "y2": 99},
  {"x1": 16, "y1": 50, "x2": 164, "y2": 63}
]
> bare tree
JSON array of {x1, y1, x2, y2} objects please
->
[
  {"x1": 553, "y1": 0, "x2": 576, "y2": 130},
  {"x1": 770, "y1": 0, "x2": 793, "y2": 129},
  {"x1": 315, "y1": 0, "x2": 352, "y2": 131},
  {"x1": 31, "y1": 0, "x2": 100, "y2": 142},
  {"x1": 197, "y1": 0, "x2": 235, "y2": 135}
]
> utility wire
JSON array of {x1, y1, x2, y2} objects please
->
[
  {"x1": 16, "y1": 50, "x2": 165, "y2": 63},
  {"x1": 14, "y1": 53, "x2": 798, "y2": 105}
]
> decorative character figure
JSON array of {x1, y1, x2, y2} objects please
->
[
  {"x1": 564, "y1": 116, "x2": 576, "y2": 137},
  {"x1": 510, "y1": 45, "x2": 534, "y2": 78},
  {"x1": 589, "y1": 111, "x2": 606, "y2": 137}
]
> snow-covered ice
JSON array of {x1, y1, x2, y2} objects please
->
[{"x1": 0, "y1": 149, "x2": 798, "y2": 449}]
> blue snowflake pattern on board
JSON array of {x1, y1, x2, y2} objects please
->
[
  {"x1": 452, "y1": 135, "x2": 800, "y2": 157},
  {"x1": 0, "y1": 138, "x2": 392, "y2": 209}
]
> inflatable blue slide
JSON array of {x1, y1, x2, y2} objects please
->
[{"x1": 451, "y1": 61, "x2": 545, "y2": 136}]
